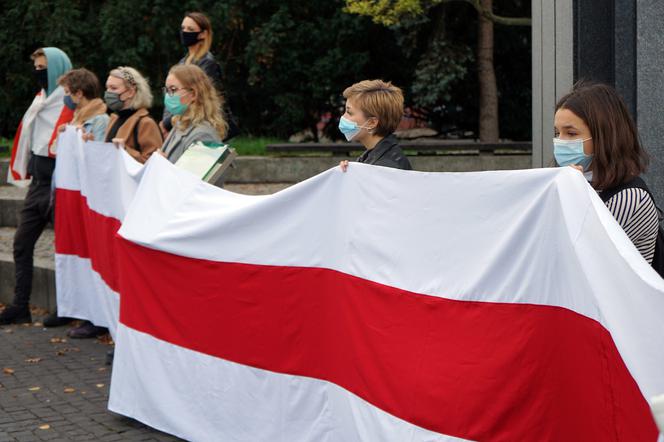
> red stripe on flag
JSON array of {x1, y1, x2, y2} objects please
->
[
  {"x1": 55, "y1": 188, "x2": 121, "y2": 292},
  {"x1": 115, "y1": 237, "x2": 658, "y2": 441},
  {"x1": 47, "y1": 106, "x2": 74, "y2": 157}
]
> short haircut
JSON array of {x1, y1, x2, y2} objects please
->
[
  {"x1": 343, "y1": 80, "x2": 404, "y2": 136},
  {"x1": 57, "y1": 68, "x2": 101, "y2": 100},
  {"x1": 556, "y1": 82, "x2": 649, "y2": 189},
  {"x1": 31, "y1": 48, "x2": 45, "y2": 60},
  {"x1": 109, "y1": 66, "x2": 153, "y2": 109}
]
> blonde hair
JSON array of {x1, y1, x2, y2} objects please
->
[
  {"x1": 169, "y1": 64, "x2": 227, "y2": 138},
  {"x1": 343, "y1": 79, "x2": 404, "y2": 136},
  {"x1": 184, "y1": 12, "x2": 213, "y2": 64},
  {"x1": 31, "y1": 48, "x2": 45, "y2": 60},
  {"x1": 109, "y1": 66, "x2": 153, "y2": 109}
]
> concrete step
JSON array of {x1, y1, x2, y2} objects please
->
[
  {"x1": 0, "y1": 227, "x2": 56, "y2": 311},
  {"x1": 0, "y1": 183, "x2": 291, "y2": 312},
  {"x1": 0, "y1": 154, "x2": 531, "y2": 187}
]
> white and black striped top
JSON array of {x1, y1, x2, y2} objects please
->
[{"x1": 605, "y1": 188, "x2": 660, "y2": 264}]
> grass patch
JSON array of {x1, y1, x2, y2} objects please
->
[
  {"x1": 0, "y1": 138, "x2": 12, "y2": 158},
  {"x1": 228, "y1": 136, "x2": 285, "y2": 156}
]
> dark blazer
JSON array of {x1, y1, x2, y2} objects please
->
[{"x1": 357, "y1": 134, "x2": 412, "y2": 170}]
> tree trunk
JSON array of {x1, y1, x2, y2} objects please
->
[{"x1": 477, "y1": 0, "x2": 499, "y2": 142}]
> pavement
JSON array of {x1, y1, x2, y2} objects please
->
[
  {"x1": 0, "y1": 183, "x2": 292, "y2": 441},
  {"x1": 0, "y1": 311, "x2": 182, "y2": 441}
]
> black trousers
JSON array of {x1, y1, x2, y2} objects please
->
[{"x1": 12, "y1": 157, "x2": 55, "y2": 307}]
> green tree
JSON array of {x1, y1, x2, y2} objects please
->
[{"x1": 345, "y1": 0, "x2": 530, "y2": 141}]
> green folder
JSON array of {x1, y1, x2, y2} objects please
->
[{"x1": 175, "y1": 141, "x2": 234, "y2": 182}]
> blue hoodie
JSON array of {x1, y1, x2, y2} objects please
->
[{"x1": 43, "y1": 47, "x2": 72, "y2": 96}]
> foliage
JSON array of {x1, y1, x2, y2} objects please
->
[{"x1": 0, "y1": 0, "x2": 530, "y2": 141}]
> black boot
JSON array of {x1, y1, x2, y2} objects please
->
[
  {"x1": 0, "y1": 304, "x2": 32, "y2": 325},
  {"x1": 67, "y1": 321, "x2": 108, "y2": 339},
  {"x1": 43, "y1": 311, "x2": 74, "y2": 327}
]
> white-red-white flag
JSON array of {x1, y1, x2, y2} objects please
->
[{"x1": 106, "y1": 154, "x2": 664, "y2": 441}]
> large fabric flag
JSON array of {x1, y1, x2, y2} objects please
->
[
  {"x1": 54, "y1": 128, "x2": 143, "y2": 337},
  {"x1": 9, "y1": 88, "x2": 73, "y2": 187},
  {"x1": 108, "y1": 155, "x2": 664, "y2": 441}
]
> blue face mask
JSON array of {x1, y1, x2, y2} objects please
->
[
  {"x1": 553, "y1": 137, "x2": 593, "y2": 170},
  {"x1": 63, "y1": 94, "x2": 77, "y2": 110},
  {"x1": 338, "y1": 116, "x2": 370, "y2": 142},
  {"x1": 164, "y1": 93, "x2": 188, "y2": 116}
]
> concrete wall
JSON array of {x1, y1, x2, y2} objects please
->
[
  {"x1": 637, "y1": 0, "x2": 664, "y2": 206},
  {"x1": 224, "y1": 155, "x2": 532, "y2": 183},
  {"x1": 531, "y1": 0, "x2": 574, "y2": 168},
  {"x1": 533, "y1": 0, "x2": 664, "y2": 206}
]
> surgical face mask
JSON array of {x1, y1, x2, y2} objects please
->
[
  {"x1": 34, "y1": 68, "x2": 48, "y2": 91},
  {"x1": 63, "y1": 94, "x2": 77, "y2": 110},
  {"x1": 338, "y1": 116, "x2": 371, "y2": 142},
  {"x1": 164, "y1": 93, "x2": 189, "y2": 116},
  {"x1": 553, "y1": 137, "x2": 593, "y2": 170},
  {"x1": 104, "y1": 90, "x2": 126, "y2": 112},
  {"x1": 180, "y1": 30, "x2": 202, "y2": 47}
]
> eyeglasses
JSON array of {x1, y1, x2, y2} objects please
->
[{"x1": 162, "y1": 86, "x2": 191, "y2": 97}]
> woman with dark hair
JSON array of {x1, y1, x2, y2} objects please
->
[
  {"x1": 162, "y1": 12, "x2": 238, "y2": 139},
  {"x1": 554, "y1": 82, "x2": 661, "y2": 265}
]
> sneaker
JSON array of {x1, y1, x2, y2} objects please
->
[
  {"x1": 43, "y1": 313, "x2": 74, "y2": 328},
  {"x1": 67, "y1": 321, "x2": 108, "y2": 339},
  {"x1": 0, "y1": 304, "x2": 31, "y2": 325}
]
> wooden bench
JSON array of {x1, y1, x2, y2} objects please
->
[{"x1": 266, "y1": 140, "x2": 532, "y2": 155}]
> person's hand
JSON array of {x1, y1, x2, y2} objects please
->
[
  {"x1": 569, "y1": 164, "x2": 583, "y2": 173},
  {"x1": 159, "y1": 121, "x2": 169, "y2": 139},
  {"x1": 339, "y1": 160, "x2": 349, "y2": 173},
  {"x1": 81, "y1": 130, "x2": 94, "y2": 142},
  {"x1": 111, "y1": 138, "x2": 125, "y2": 150},
  {"x1": 57, "y1": 124, "x2": 67, "y2": 133}
]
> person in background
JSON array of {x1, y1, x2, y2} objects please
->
[
  {"x1": 0, "y1": 47, "x2": 74, "y2": 326},
  {"x1": 161, "y1": 11, "x2": 238, "y2": 140},
  {"x1": 338, "y1": 79, "x2": 412, "y2": 172},
  {"x1": 160, "y1": 64, "x2": 228, "y2": 163},
  {"x1": 58, "y1": 68, "x2": 109, "y2": 141},
  {"x1": 103, "y1": 66, "x2": 162, "y2": 163},
  {"x1": 553, "y1": 82, "x2": 661, "y2": 266}
]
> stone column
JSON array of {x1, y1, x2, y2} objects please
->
[{"x1": 636, "y1": 0, "x2": 664, "y2": 207}]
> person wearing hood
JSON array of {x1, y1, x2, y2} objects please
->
[{"x1": 0, "y1": 47, "x2": 75, "y2": 326}]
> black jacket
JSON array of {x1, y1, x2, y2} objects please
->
[
  {"x1": 357, "y1": 134, "x2": 412, "y2": 170},
  {"x1": 178, "y1": 52, "x2": 222, "y2": 91}
]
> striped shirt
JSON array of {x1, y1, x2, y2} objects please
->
[{"x1": 605, "y1": 188, "x2": 660, "y2": 264}]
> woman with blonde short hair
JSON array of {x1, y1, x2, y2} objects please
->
[
  {"x1": 160, "y1": 64, "x2": 228, "y2": 163},
  {"x1": 103, "y1": 66, "x2": 163, "y2": 163},
  {"x1": 338, "y1": 79, "x2": 411, "y2": 171}
]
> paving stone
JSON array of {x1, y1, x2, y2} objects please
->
[{"x1": 0, "y1": 315, "x2": 183, "y2": 441}]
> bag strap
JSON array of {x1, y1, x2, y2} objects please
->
[{"x1": 132, "y1": 115, "x2": 146, "y2": 152}]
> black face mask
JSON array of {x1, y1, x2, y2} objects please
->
[
  {"x1": 34, "y1": 68, "x2": 48, "y2": 91},
  {"x1": 180, "y1": 30, "x2": 202, "y2": 47}
]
